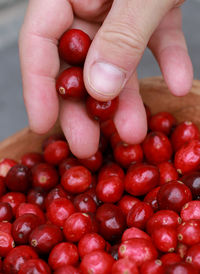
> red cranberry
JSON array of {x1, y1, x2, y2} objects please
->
[
  {"x1": 54, "y1": 265, "x2": 80, "y2": 274},
  {"x1": 157, "y1": 180, "x2": 192, "y2": 213},
  {"x1": 20, "y1": 152, "x2": 44, "y2": 168},
  {"x1": 181, "y1": 172, "x2": 200, "y2": 200},
  {"x1": 96, "y1": 176, "x2": 124, "y2": 203},
  {"x1": 29, "y1": 224, "x2": 63, "y2": 254},
  {"x1": 0, "y1": 202, "x2": 12, "y2": 222},
  {"x1": 96, "y1": 203, "x2": 126, "y2": 241},
  {"x1": 114, "y1": 143, "x2": 143, "y2": 168},
  {"x1": 118, "y1": 238, "x2": 158, "y2": 267},
  {"x1": 12, "y1": 213, "x2": 42, "y2": 245},
  {"x1": 158, "y1": 162, "x2": 178, "y2": 185},
  {"x1": 142, "y1": 131, "x2": 173, "y2": 164},
  {"x1": 86, "y1": 96, "x2": 119, "y2": 121},
  {"x1": 44, "y1": 140, "x2": 69, "y2": 165},
  {"x1": 143, "y1": 186, "x2": 160, "y2": 212},
  {"x1": 73, "y1": 193, "x2": 97, "y2": 213},
  {"x1": 58, "y1": 29, "x2": 91, "y2": 65},
  {"x1": 185, "y1": 243, "x2": 200, "y2": 271},
  {"x1": 3, "y1": 245, "x2": 38, "y2": 274},
  {"x1": 118, "y1": 195, "x2": 140, "y2": 216},
  {"x1": 163, "y1": 262, "x2": 198, "y2": 274},
  {"x1": 177, "y1": 219, "x2": 200, "y2": 246},
  {"x1": 127, "y1": 202, "x2": 154, "y2": 230},
  {"x1": 140, "y1": 259, "x2": 164, "y2": 274},
  {"x1": 0, "y1": 231, "x2": 15, "y2": 257},
  {"x1": 42, "y1": 134, "x2": 65, "y2": 151},
  {"x1": 31, "y1": 163, "x2": 59, "y2": 191},
  {"x1": 78, "y1": 232, "x2": 106, "y2": 258},
  {"x1": 122, "y1": 227, "x2": 151, "y2": 242},
  {"x1": 149, "y1": 112, "x2": 176, "y2": 135},
  {"x1": 61, "y1": 166, "x2": 92, "y2": 194},
  {"x1": 48, "y1": 242, "x2": 79, "y2": 270},
  {"x1": 84, "y1": 187, "x2": 100, "y2": 206},
  {"x1": 100, "y1": 119, "x2": 116, "y2": 138},
  {"x1": 80, "y1": 250, "x2": 114, "y2": 274},
  {"x1": 171, "y1": 121, "x2": 200, "y2": 151},
  {"x1": 125, "y1": 163, "x2": 159, "y2": 196},
  {"x1": 79, "y1": 150, "x2": 103, "y2": 172},
  {"x1": 152, "y1": 226, "x2": 177, "y2": 253},
  {"x1": 111, "y1": 258, "x2": 139, "y2": 274},
  {"x1": 44, "y1": 185, "x2": 70, "y2": 209},
  {"x1": 0, "y1": 222, "x2": 12, "y2": 234},
  {"x1": 56, "y1": 67, "x2": 87, "y2": 99},
  {"x1": 0, "y1": 158, "x2": 17, "y2": 178},
  {"x1": 27, "y1": 187, "x2": 46, "y2": 210},
  {"x1": 146, "y1": 210, "x2": 181, "y2": 235},
  {"x1": 98, "y1": 162, "x2": 124, "y2": 181},
  {"x1": 59, "y1": 157, "x2": 79, "y2": 176},
  {"x1": 18, "y1": 259, "x2": 51, "y2": 274},
  {"x1": 174, "y1": 140, "x2": 200, "y2": 175},
  {"x1": 46, "y1": 197, "x2": 75, "y2": 227},
  {"x1": 1, "y1": 192, "x2": 26, "y2": 215},
  {"x1": 5, "y1": 164, "x2": 30, "y2": 192},
  {"x1": 180, "y1": 201, "x2": 200, "y2": 221},
  {"x1": 161, "y1": 253, "x2": 182, "y2": 266},
  {"x1": 0, "y1": 178, "x2": 6, "y2": 198},
  {"x1": 16, "y1": 203, "x2": 45, "y2": 224}
]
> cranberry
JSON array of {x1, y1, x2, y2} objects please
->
[
  {"x1": 157, "y1": 180, "x2": 192, "y2": 213},
  {"x1": 27, "y1": 187, "x2": 46, "y2": 210},
  {"x1": 58, "y1": 29, "x2": 91, "y2": 65},
  {"x1": 96, "y1": 203, "x2": 126, "y2": 241},
  {"x1": 73, "y1": 193, "x2": 97, "y2": 213},
  {"x1": 1, "y1": 192, "x2": 26, "y2": 215},
  {"x1": 143, "y1": 186, "x2": 160, "y2": 212},
  {"x1": 158, "y1": 162, "x2": 178, "y2": 185},
  {"x1": 96, "y1": 177, "x2": 124, "y2": 203},
  {"x1": 118, "y1": 195, "x2": 139, "y2": 216},
  {"x1": 180, "y1": 200, "x2": 200, "y2": 221},
  {"x1": 79, "y1": 150, "x2": 103, "y2": 172},
  {"x1": 80, "y1": 250, "x2": 114, "y2": 274},
  {"x1": 16, "y1": 203, "x2": 45, "y2": 224},
  {"x1": 127, "y1": 202, "x2": 154, "y2": 229},
  {"x1": 100, "y1": 119, "x2": 116, "y2": 138},
  {"x1": 44, "y1": 140, "x2": 69, "y2": 165},
  {"x1": 61, "y1": 166, "x2": 92, "y2": 194},
  {"x1": 0, "y1": 178, "x2": 6, "y2": 198},
  {"x1": 0, "y1": 231, "x2": 15, "y2": 257},
  {"x1": 118, "y1": 238, "x2": 158, "y2": 267},
  {"x1": 3, "y1": 245, "x2": 38, "y2": 274},
  {"x1": 45, "y1": 185, "x2": 70, "y2": 209},
  {"x1": 146, "y1": 210, "x2": 181, "y2": 235},
  {"x1": 86, "y1": 96, "x2": 119, "y2": 121},
  {"x1": 20, "y1": 152, "x2": 44, "y2": 168},
  {"x1": 48, "y1": 242, "x2": 79, "y2": 270},
  {"x1": 56, "y1": 67, "x2": 87, "y2": 99},
  {"x1": 181, "y1": 172, "x2": 200, "y2": 200},
  {"x1": 42, "y1": 134, "x2": 65, "y2": 151},
  {"x1": 54, "y1": 265, "x2": 80, "y2": 274},
  {"x1": 177, "y1": 219, "x2": 200, "y2": 246},
  {"x1": 110, "y1": 132, "x2": 122, "y2": 149},
  {"x1": 140, "y1": 259, "x2": 164, "y2": 274},
  {"x1": 125, "y1": 163, "x2": 159, "y2": 196},
  {"x1": 12, "y1": 213, "x2": 42, "y2": 245},
  {"x1": 5, "y1": 164, "x2": 30, "y2": 192},
  {"x1": 29, "y1": 224, "x2": 63, "y2": 254},
  {"x1": 114, "y1": 143, "x2": 143, "y2": 168},
  {"x1": 163, "y1": 262, "x2": 198, "y2": 274},
  {"x1": 98, "y1": 162, "x2": 124, "y2": 181},
  {"x1": 46, "y1": 197, "x2": 75, "y2": 227},
  {"x1": 149, "y1": 112, "x2": 176, "y2": 135},
  {"x1": 0, "y1": 158, "x2": 17, "y2": 178},
  {"x1": 185, "y1": 243, "x2": 200, "y2": 271},
  {"x1": 0, "y1": 202, "x2": 12, "y2": 222},
  {"x1": 18, "y1": 258, "x2": 51, "y2": 274},
  {"x1": 160, "y1": 253, "x2": 182, "y2": 266},
  {"x1": 152, "y1": 226, "x2": 177, "y2": 253},
  {"x1": 59, "y1": 157, "x2": 79, "y2": 176},
  {"x1": 171, "y1": 121, "x2": 200, "y2": 151},
  {"x1": 122, "y1": 227, "x2": 151, "y2": 242},
  {"x1": 0, "y1": 222, "x2": 12, "y2": 234},
  {"x1": 111, "y1": 258, "x2": 139, "y2": 274}
]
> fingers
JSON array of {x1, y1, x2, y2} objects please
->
[
  {"x1": 84, "y1": 0, "x2": 178, "y2": 101},
  {"x1": 149, "y1": 8, "x2": 193, "y2": 96},
  {"x1": 60, "y1": 100, "x2": 100, "y2": 159},
  {"x1": 114, "y1": 74, "x2": 147, "y2": 144},
  {"x1": 19, "y1": 0, "x2": 73, "y2": 133}
]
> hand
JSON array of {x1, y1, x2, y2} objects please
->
[{"x1": 19, "y1": 0, "x2": 193, "y2": 158}]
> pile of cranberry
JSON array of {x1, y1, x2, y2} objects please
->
[{"x1": 0, "y1": 29, "x2": 200, "y2": 274}]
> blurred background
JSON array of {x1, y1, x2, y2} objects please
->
[{"x1": 0, "y1": 0, "x2": 199, "y2": 141}]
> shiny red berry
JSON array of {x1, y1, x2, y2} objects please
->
[
  {"x1": 18, "y1": 259, "x2": 51, "y2": 274},
  {"x1": 73, "y1": 193, "x2": 97, "y2": 213},
  {"x1": 20, "y1": 152, "x2": 44, "y2": 169},
  {"x1": 143, "y1": 186, "x2": 160, "y2": 212},
  {"x1": 122, "y1": 227, "x2": 151, "y2": 242},
  {"x1": 140, "y1": 259, "x2": 164, "y2": 274},
  {"x1": 158, "y1": 162, "x2": 178, "y2": 185},
  {"x1": 44, "y1": 140, "x2": 69, "y2": 165},
  {"x1": 160, "y1": 253, "x2": 182, "y2": 266},
  {"x1": 54, "y1": 265, "x2": 81, "y2": 274},
  {"x1": 0, "y1": 192, "x2": 26, "y2": 215},
  {"x1": 44, "y1": 185, "x2": 70, "y2": 209},
  {"x1": 149, "y1": 111, "x2": 176, "y2": 135},
  {"x1": 0, "y1": 158, "x2": 17, "y2": 178},
  {"x1": 117, "y1": 195, "x2": 140, "y2": 216},
  {"x1": 79, "y1": 150, "x2": 103, "y2": 172},
  {"x1": 163, "y1": 262, "x2": 198, "y2": 274},
  {"x1": 185, "y1": 243, "x2": 200, "y2": 271},
  {"x1": 100, "y1": 119, "x2": 116, "y2": 138},
  {"x1": 152, "y1": 226, "x2": 177, "y2": 253},
  {"x1": 0, "y1": 222, "x2": 12, "y2": 234},
  {"x1": 111, "y1": 258, "x2": 139, "y2": 274},
  {"x1": 180, "y1": 201, "x2": 200, "y2": 221},
  {"x1": 0, "y1": 231, "x2": 15, "y2": 257},
  {"x1": 177, "y1": 219, "x2": 200, "y2": 246},
  {"x1": 27, "y1": 187, "x2": 46, "y2": 210},
  {"x1": 181, "y1": 172, "x2": 200, "y2": 199},
  {"x1": 98, "y1": 162, "x2": 124, "y2": 181},
  {"x1": 16, "y1": 202, "x2": 45, "y2": 224},
  {"x1": 0, "y1": 202, "x2": 13, "y2": 222},
  {"x1": 59, "y1": 157, "x2": 80, "y2": 176}
]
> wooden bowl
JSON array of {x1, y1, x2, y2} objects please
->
[{"x1": 1, "y1": 76, "x2": 200, "y2": 161}]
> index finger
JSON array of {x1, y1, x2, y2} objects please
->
[{"x1": 19, "y1": 0, "x2": 73, "y2": 133}]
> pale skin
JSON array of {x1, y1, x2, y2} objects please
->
[{"x1": 19, "y1": 0, "x2": 193, "y2": 159}]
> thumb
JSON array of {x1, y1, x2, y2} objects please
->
[{"x1": 84, "y1": 0, "x2": 180, "y2": 101}]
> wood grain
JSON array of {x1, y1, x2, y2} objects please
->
[{"x1": 0, "y1": 77, "x2": 200, "y2": 161}]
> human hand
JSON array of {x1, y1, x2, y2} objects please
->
[{"x1": 19, "y1": 0, "x2": 193, "y2": 159}]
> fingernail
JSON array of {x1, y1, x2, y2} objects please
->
[{"x1": 88, "y1": 62, "x2": 126, "y2": 96}]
